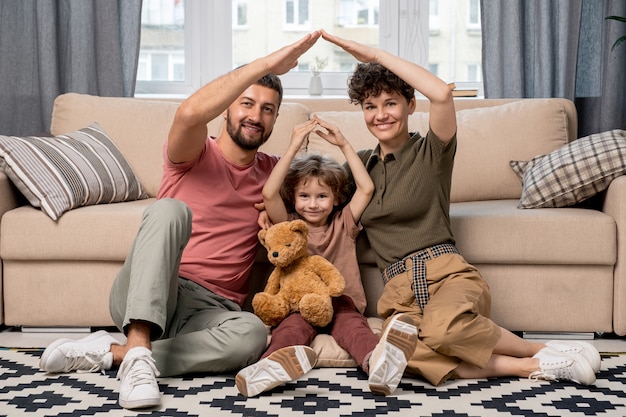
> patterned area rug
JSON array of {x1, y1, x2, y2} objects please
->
[{"x1": 1, "y1": 349, "x2": 626, "y2": 417}]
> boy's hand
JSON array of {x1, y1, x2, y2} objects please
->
[
  {"x1": 313, "y1": 116, "x2": 348, "y2": 148},
  {"x1": 288, "y1": 119, "x2": 319, "y2": 151}
]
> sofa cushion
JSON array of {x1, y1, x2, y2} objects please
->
[
  {"x1": 312, "y1": 99, "x2": 570, "y2": 203},
  {"x1": 510, "y1": 129, "x2": 626, "y2": 208},
  {"x1": 50, "y1": 94, "x2": 311, "y2": 197},
  {"x1": 311, "y1": 317, "x2": 383, "y2": 367},
  {"x1": 1, "y1": 199, "x2": 154, "y2": 260},
  {"x1": 450, "y1": 199, "x2": 616, "y2": 265},
  {"x1": 0, "y1": 123, "x2": 148, "y2": 221},
  {"x1": 51, "y1": 94, "x2": 181, "y2": 197}
]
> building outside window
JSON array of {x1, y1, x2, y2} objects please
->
[
  {"x1": 233, "y1": 0, "x2": 247, "y2": 28},
  {"x1": 285, "y1": 0, "x2": 310, "y2": 28},
  {"x1": 135, "y1": 0, "x2": 482, "y2": 97}
]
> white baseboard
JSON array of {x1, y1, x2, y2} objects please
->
[
  {"x1": 20, "y1": 327, "x2": 91, "y2": 333},
  {"x1": 522, "y1": 332, "x2": 595, "y2": 340}
]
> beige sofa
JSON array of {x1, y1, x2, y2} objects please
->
[{"x1": 1, "y1": 93, "x2": 625, "y2": 354}]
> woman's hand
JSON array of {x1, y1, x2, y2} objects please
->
[{"x1": 321, "y1": 29, "x2": 380, "y2": 63}]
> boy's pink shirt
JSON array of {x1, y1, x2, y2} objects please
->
[{"x1": 290, "y1": 205, "x2": 367, "y2": 313}]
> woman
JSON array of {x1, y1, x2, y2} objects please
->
[{"x1": 320, "y1": 29, "x2": 600, "y2": 392}]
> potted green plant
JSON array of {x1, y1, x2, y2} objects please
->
[{"x1": 605, "y1": 15, "x2": 626, "y2": 50}]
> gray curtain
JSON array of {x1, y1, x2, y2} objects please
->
[
  {"x1": 0, "y1": 0, "x2": 143, "y2": 136},
  {"x1": 481, "y1": 0, "x2": 626, "y2": 137}
]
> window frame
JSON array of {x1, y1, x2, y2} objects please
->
[
  {"x1": 339, "y1": 0, "x2": 379, "y2": 27},
  {"x1": 466, "y1": 0, "x2": 481, "y2": 31},
  {"x1": 135, "y1": 0, "x2": 482, "y2": 98},
  {"x1": 284, "y1": 0, "x2": 311, "y2": 30},
  {"x1": 233, "y1": 0, "x2": 248, "y2": 29}
]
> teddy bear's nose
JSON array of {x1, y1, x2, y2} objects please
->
[{"x1": 271, "y1": 251, "x2": 279, "y2": 258}]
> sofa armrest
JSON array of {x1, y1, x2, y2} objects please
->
[
  {"x1": 0, "y1": 171, "x2": 21, "y2": 219},
  {"x1": 602, "y1": 175, "x2": 626, "y2": 335},
  {"x1": 0, "y1": 171, "x2": 21, "y2": 324}
]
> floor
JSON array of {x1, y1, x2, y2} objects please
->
[{"x1": 2, "y1": 325, "x2": 626, "y2": 353}]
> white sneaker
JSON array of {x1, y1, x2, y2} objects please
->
[
  {"x1": 368, "y1": 313, "x2": 418, "y2": 396},
  {"x1": 235, "y1": 345, "x2": 317, "y2": 397},
  {"x1": 117, "y1": 347, "x2": 161, "y2": 409},
  {"x1": 39, "y1": 330, "x2": 116, "y2": 374},
  {"x1": 546, "y1": 340, "x2": 601, "y2": 373},
  {"x1": 530, "y1": 347, "x2": 596, "y2": 385}
]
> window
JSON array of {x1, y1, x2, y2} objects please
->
[
  {"x1": 136, "y1": 0, "x2": 184, "y2": 83},
  {"x1": 285, "y1": 0, "x2": 310, "y2": 28},
  {"x1": 467, "y1": 63, "x2": 482, "y2": 82},
  {"x1": 429, "y1": 0, "x2": 440, "y2": 32},
  {"x1": 339, "y1": 0, "x2": 379, "y2": 26},
  {"x1": 233, "y1": 0, "x2": 247, "y2": 28},
  {"x1": 427, "y1": 0, "x2": 482, "y2": 90},
  {"x1": 135, "y1": 0, "x2": 482, "y2": 97},
  {"x1": 467, "y1": 0, "x2": 481, "y2": 30}
]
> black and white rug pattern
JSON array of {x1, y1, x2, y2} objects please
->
[{"x1": 1, "y1": 349, "x2": 626, "y2": 417}]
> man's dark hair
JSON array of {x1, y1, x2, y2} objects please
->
[
  {"x1": 347, "y1": 63, "x2": 414, "y2": 105},
  {"x1": 257, "y1": 73, "x2": 283, "y2": 106},
  {"x1": 234, "y1": 64, "x2": 283, "y2": 106}
]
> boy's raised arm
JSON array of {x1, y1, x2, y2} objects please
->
[{"x1": 262, "y1": 119, "x2": 320, "y2": 224}]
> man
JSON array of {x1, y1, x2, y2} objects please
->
[{"x1": 39, "y1": 31, "x2": 321, "y2": 410}]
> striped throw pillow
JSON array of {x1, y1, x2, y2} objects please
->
[
  {"x1": 0, "y1": 122, "x2": 148, "y2": 220},
  {"x1": 510, "y1": 129, "x2": 626, "y2": 208}
]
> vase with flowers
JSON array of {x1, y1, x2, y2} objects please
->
[{"x1": 308, "y1": 56, "x2": 328, "y2": 96}]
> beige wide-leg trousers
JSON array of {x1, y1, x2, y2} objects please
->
[{"x1": 378, "y1": 251, "x2": 501, "y2": 386}]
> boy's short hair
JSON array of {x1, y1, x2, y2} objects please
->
[
  {"x1": 347, "y1": 63, "x2": 415, "y2": 105},
  {"x1": 280, "y1": 153, "x2": 350, "y2": 214}
]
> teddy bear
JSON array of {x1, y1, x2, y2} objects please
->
[{"x1": 252, "y1": 219, "x2": 345, "y2": 328}]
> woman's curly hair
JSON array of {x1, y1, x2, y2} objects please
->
[
  {"x1": 347, "y1": 63, "x2": 415, "y2": 105},
  {"x1": 280, "y1": 153, "x2": 350, "y2": 215}
]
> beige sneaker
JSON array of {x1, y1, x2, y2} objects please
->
[
  {"x1": 236, "y1": 346, "x2": 317, "y2": 397},
  {"x1": 530, "y1": 347, "x2": 596, "y2": 385},
  {"x1": 368, "y1": 313, "x2": 418, "y2": 396}
]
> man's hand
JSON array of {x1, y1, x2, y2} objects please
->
[
  {"x1": 254, "y1": 202, "x2": 273, "y2": 230},
  {"x1": 264, "y1": 31, "x2": 322, "y2": 76}
]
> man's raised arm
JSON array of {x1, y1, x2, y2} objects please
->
[{"x1": 167, "y1": 31, "x2": 321, "y2": 164}]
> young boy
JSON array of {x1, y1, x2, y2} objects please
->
[{"x1": 236, "y1": 116, "x2": 418, "y2": 397}]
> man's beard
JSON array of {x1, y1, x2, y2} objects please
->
[{"x1": 226, "y1": 112, "x2": 272, "y2": 151}]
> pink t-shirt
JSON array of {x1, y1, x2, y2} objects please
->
[
  {"x1": 290, "y1": 205, "x2": 367, "y2": 313},
  {"x1": 158, "y1": 138, "x2": 279, "y2": 306}
]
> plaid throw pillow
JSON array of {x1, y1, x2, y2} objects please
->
[
  {"x1": 0, "y1": 122, "x2": 148, "y2": 220},
  {"x1": 510, "y1": 129, "x2": 626, "y2": 208}
]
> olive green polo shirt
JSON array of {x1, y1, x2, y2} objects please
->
[{"x1": 357, "y1": 130, "x2": 457, "y2": 272}]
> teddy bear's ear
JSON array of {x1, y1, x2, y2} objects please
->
[
  {"x1": 258, "y1": 229, "x2": 267, "y2": 246},
  {"x1": 290, "y1": 219, "x2": 308, "y2": 234}
]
